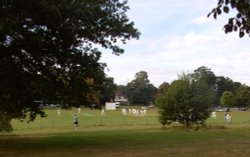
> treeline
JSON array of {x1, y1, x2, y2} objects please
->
[{"x1": 104, "y1": 66, "x2": 250, "y2": 109}]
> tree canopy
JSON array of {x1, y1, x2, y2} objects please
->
[
  {"x1": 192, "y1": 66, "x2": 216, "y2": 86},
  {"x1": 125, "y1": 71, "x2": 157, "y2": 105},
  {"x1": 235, "y1": 85, "x2": 250, "y2": 108},
  {"x1": 99, "y1": 77, "x2": 117, "y2": 105},
  {"x1": 209, "y1": 0, "x2": 250, "y2": 37},
  {"x1": 0, "y1": 0, "x2": 140, "y2": 130},
  {"x1": 220, "y1": 91, "x2": 235, "y2": 107}
]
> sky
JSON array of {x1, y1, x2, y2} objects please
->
[{"x1": 100, "y1": 0, "x2": 250, "y2": 87}]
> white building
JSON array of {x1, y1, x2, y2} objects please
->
[{"x1": 114, "y1": 96, "x2": 128, "y2": 104}]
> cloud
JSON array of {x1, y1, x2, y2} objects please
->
[
  {"x1": 101, "y1": 0, "x2": 250, "y2": 87},
  {"x1": 192, "y1": 15, "x2": 212, "y2": 25}
]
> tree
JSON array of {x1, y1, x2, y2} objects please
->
[
  {"x1": 116, "y1": 85, "x2": 127, "y2": 97},
  {"x1": 154, "y1": 82, "x2": 170, "y2": 106},
  {"x1": 0, "y1": 0, "x2": 140, "y2": 132},
  {"x1": 99, "y1": 77, "x2": 117, "y2": 105},
  {"x1": 208, "y1": 0, "x2": 250, "y2": 37},
  {"x1": 220, "y1": 91, "x2": 235, "y2": 107},
  {"x1": 155, "y1": 82, "x2": 170, "y2": 97},
  {"x1": 235, "y1": 85, "x2": 250, "y2": 108},
  {"x1": 215, "y1": 76, "x2": 241, "y2": 106},
  {"x1": 192, "y1": 66, "x2": 218, "y2": 106},
  {"x1": 157, "y1": 74, "x2": 214, "y2": 128},
  {"x1": 192, "y1": 66, "x2": 216, "y2": 86},
  {"x1": 125, "y1": 71, "x2": 157, "y2": 105}
]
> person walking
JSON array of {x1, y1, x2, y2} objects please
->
[{"x1": 74, "y1": 115, "x2": 79, "y2": 130}]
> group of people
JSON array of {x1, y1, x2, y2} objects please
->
[
  {"x1": 211, "y1": 111, "x2": 232, "y2": 124},
  {"x1": 74, "y1": 110, "x2": 233, "y2": 131},
  {"x1": 122, "y1": 108, "x2": 147, "y2": 116}
]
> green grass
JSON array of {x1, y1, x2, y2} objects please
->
[
  {"x1": 10, "y1": 107, "x2": 159, "y2": 134},
  {"x1": 1, "y1": 126, "x2": 250, "y2": 157},
  {"x1": 1, "y1": 108, "x2": 250, "y2": 157},
  {"x1": 9, "y1": 107, "x2": 250, "y2": 134}
]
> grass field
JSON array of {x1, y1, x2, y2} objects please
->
[
  {"x1": 1, "y1": 107, "x2": 250, "y2": 157},
  {"x1": 10, "y1": 107, "x2": 160, "y2": 134}
]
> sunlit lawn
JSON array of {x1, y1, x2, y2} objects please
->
[{"x1": 10, "y1": 107, "x2": 159, "y2": 134}]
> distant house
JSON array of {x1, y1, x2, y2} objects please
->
[{"x1": 114, "y1": 96, "x2": 128, "y2": 104}]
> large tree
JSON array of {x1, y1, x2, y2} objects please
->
[
  {"x1": 125, "y1": 71, "x2": 157, "y2": 105},
  {"x1": 157, "y1": 74, "x2": 214, "y2": 128},
  {"x1": 192, "y1": 66, "x2": 216, "y2": 87},
  {"x1": 0, "y1": 0, "x2": 140, "y2": 131},
  {"x1": 192, "y1": 66, "x2": 217, "y2": 106},
  {"x1": 208, "y1": 0, "x2": 250, "y2": 37}
]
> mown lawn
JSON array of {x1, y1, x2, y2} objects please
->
[
  {"x1": 1, "y1": 108, "x2": 250, "y2": 157},
  {"x1": 1, "y1": 125, "x2": 250, "y2": 157}
]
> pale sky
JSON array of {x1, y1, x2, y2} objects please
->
[{"x1": 100, "y1": 0, "x2": 250, "y2": 87}]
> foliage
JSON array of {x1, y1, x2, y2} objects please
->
[
  {"x1": 125, "y1": 71, "x2": 157, "y2": 105},
  {"x1": 220, "y1": 91, "x2": 235, "y2": 107},
  {"x1": 208, "y1": 0, "x2": 250, "y2": 37},
  {"x1": 154, "y1": 82, "x2": 170, "y2": 106},
  {"x1": 0, "y1": 111, "x2": 13, "y2": 132},
  {"x1": 100, "y1": 77, "x2": 117, "y2": 105},
  {"x1": 235, "y1": 85, "x2": 250, "y2": 108},
  {"x1": 155, "y1": 82, "x2": 170, "y2": 98},
  {"x1": 0, "y1": 0, "x2": 140, "y2": 128},
  {"x1": 189, "y1": 67, "x2": 244, "y2": 107},
  {"x1": 215, "y1": 76, "x2": 241, "y2": 106},
  {"x1": 191, "y1": 66, "x2": 219, "y2": 106},
  {"x1": 116, "y1": 85, "x2": 127, "y2": 97},
  {"x1": 192, "y1": 66, "x2": 217, "y2": 86},
  {"x1": 157, "y1": 74, "x2": 214, "y2": 128}
]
